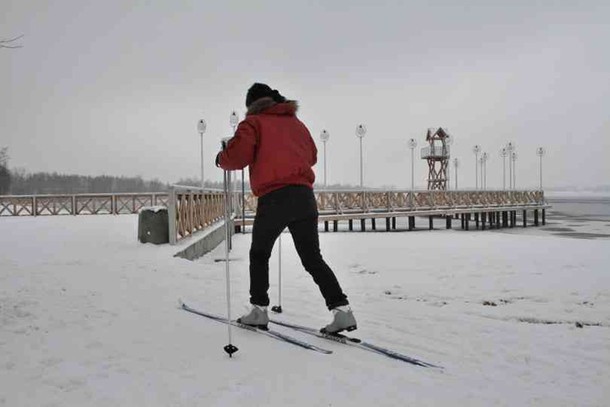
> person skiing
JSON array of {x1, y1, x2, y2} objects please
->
[{"x1": 215, "y1": 82, "x2": 357, "y2": 334}]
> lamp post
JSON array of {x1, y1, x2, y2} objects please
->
[
  {"x1": 356, "y1": 124, "x2": 367, "y2": 189},
  {"x1": 500, "y1": 147, "x2": 508, "y2": 190},
  {"x1": 473, "y1": 145, "x2": 481, "y2": 190},
  {"x1": 230, "y1": 111, "x2": 239, "y2": 133},
  {"x1": 506, "y1": 142, "x2": 515, "y2": 189},
  {"x1": 197, "y1": 119, "x2": 207, "y2": 189},
  {"x1": 408, "y1": 138, "x2": 417, "y2": 208},
  {"x1": 511, "y1": 151, "x2": 518, "y2": 190},
  {"x1": 320, "y1": 130, "x2": 330, "y2": 188},
  {"x1": 536, "y1": 147, "x2": 545, "y2": 190},
  {"x1": 453, "y1": 158, "x2": 459, "y2": 190},
  {"x1": 481, "y1": 152, "x2": 489, "y2": 190},
  {"x1": 408, "y1": 138, "x2": 417, "y2": 191}
]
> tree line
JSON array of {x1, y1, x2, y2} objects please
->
[
  {"x1": 8, "y1": 169, "x2": 170, "y2": 195},
  {"x1": 0, "y1": 147, "x2": 366, "y2": 195}
]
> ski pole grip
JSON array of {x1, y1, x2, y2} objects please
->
[{"x1": 221, "y1": 137, "x2": 232, "y2": 151}]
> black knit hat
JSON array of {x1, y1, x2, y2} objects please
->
[{"x1": 245, "y1": 83, "x2": 286, "y2": 107}]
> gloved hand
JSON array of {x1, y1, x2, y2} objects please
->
[{"x1": 216, "y1": 137, "x2": 232, "y2": 167}]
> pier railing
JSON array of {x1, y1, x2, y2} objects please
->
[
  {"x1": 0, "y1": 193, "x2": 169, "y2": 216},
  {"x1": 167, "y1": 188, "x2": 545, "y2": 244},
  {"x1": 0, "y1": 189, "x2": 546, "y2": 245}
]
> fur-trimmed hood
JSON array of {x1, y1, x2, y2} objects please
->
[{"x1": 246, "y1": 97, "x2": 299, "y2": 116}]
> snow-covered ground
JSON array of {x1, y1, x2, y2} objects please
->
[{"x1": 1, "y1": 213, "x2": 609, "y2": 406}]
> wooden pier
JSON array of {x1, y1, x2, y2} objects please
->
[{"x1": 0, "y1": 188, "x2": 549, "y2": 245}]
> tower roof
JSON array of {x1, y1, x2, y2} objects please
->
[{"x1": 426, "y1": 127, "x2": 450, "y2": 141}]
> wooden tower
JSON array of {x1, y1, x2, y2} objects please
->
[{"x1": 421, "y1": 127, "x2": 451, "y2": 190}]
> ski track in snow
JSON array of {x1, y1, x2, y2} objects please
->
[{"x1": 1, "y1": 215, "x2": 609, "y2": 406}]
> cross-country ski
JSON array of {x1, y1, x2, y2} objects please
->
[
  {"x1": 179, "y1": 301, "x2": 333, "y2": 355},
  {"x1": 270, "y1": 318, "x2": 443, "y2": 369}
]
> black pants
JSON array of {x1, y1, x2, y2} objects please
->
[{"x1": 249, "y1": 185, "x2": 349, "y2": 310}]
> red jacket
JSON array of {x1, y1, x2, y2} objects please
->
[{"x1": 217, "y1": 99, "x2": 317, "y2": 197}]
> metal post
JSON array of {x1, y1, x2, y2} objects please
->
[
  {"x1": 512, "y1": 152, "x2": 518, "y2": 190},
  {"x1": 537, "y1": 147, "x2": 545, "y2": 190},
  {"x1": 321, "y1": 130, "x2": 330, "y2": 188},
  {"x1": 408, "y1": 138, "x2": 417, "y2": 206},
  {"x1": 324, "y1": 141, "x2": 327, "y2": 187},
  {"x1": 359, "y1": 136, "x2": 363, "y2": 189},
  {"x1": 454, "y1": 158, "x2": 459, "y2": 190},
  {"x1": 356, "y1": 125, "x2": 367, "y2": 189},
  {"x1": 475, "y1": 152, "x2": 479, "y2": 190},
  {"x1": 473, "y1": 145, "x2": 481, "y2": 190},
  {"x1": 506, "y1": 142, "x2": 515, "y2": 190},
  {"x1": 503, "y1": 154, "x2": 506, "y2": 190},
  {"x1": 539, "y1": 154, "x2": 542, "y2": 190},
  {"x1": 482, "y1": 153, "x2": 488, "y2": 190},
  {"x1": 198, "y1": 119, "x2": 206, "y2": 190},
  {"x1": 500, "y1": 147, "x2": 508, "y2": 190},
  {"x1": 411, "y1": 147, "x2": 414, "y2": 192},
  {"x1": 201, "y1": 137, "x2": 204, "y2": 189}
]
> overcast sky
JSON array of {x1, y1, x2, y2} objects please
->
[{"x1": 2, "y1": 1, "x2": 609, "y2": 189}]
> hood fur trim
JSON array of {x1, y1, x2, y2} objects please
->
[{"x1": 247, "y1": 98, "x2": 299, "y2": 116}]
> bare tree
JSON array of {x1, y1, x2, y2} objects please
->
[
  {"x1": 1, "y1": 35, "x2": 24, "y2": 49},
  {"x1": 0, "y1": 147, "x2": 10, "y2": 194},
  {"x1": 0, "y1": 147, "x2": 9, "y2": 166}
]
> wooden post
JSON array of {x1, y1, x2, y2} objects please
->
[
  {"x1": 482, "y1": 212, "x2": 486, "y2": 230},
  {"x1": 386, "y1": 218, "x2": 391, "y2": 231},
  {"x1": 542, "y1": 209, "x2": 546, "y2": 225},
  {"x1": 349, "y1": 219, "x2": 353, "y2": 231},
  {"x1": 168, "y1": 187, "x2": 177, "y2": 245},
  {"x1": 408, "y1": 216, "x2": 414, "y2": 231},
  {"x1": 523, "y1": 210, "x2": 527, "y2": 227},
  {"x1": 475, "y1": 213, "x2": 480, "y2": 229},
  {"x1": 392, "y1": 217, "x2": 396, "y2": 230},
  {"x1": 371, "y1": 218, "x2": 376, "y2": 230},
  {"x1": 446, "y1": 215, "x2": 452, "y2": 229},
  {"x1": 534, "y1": 209, "x2": 539, "y2": 226},
  {"x1": 361, "y1": 219, "x2": 366, "y2": 231},
  {"x1": 324, "y1": 221, "x2": 329, "y2": 232},
  {"x1": 488, "y1": 212, "x2": 493, "y2": 228},
  {"x1": 429, "y1": 216, "x2": 433, "y2": 230},
  {"x1": 333, "y1": 220, "x2": 338, "y2": 232},
  {"x1": 465, "y1": 214, "x2": 470, "y2": 230}
]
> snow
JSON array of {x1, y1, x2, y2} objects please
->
[
  {"x1": 1, "y1": 214, "x2": 609, "y2": 406},
  {"x1": 139, "y1": 206, "x2": 168, "y2": 213}
]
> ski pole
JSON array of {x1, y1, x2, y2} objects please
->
[
  {"x1": 271, "y1": 231, "x2": 283, "y2": 313},
  {"x1": 221, "y1": 138, "x2": 238, "y2": 357}
]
